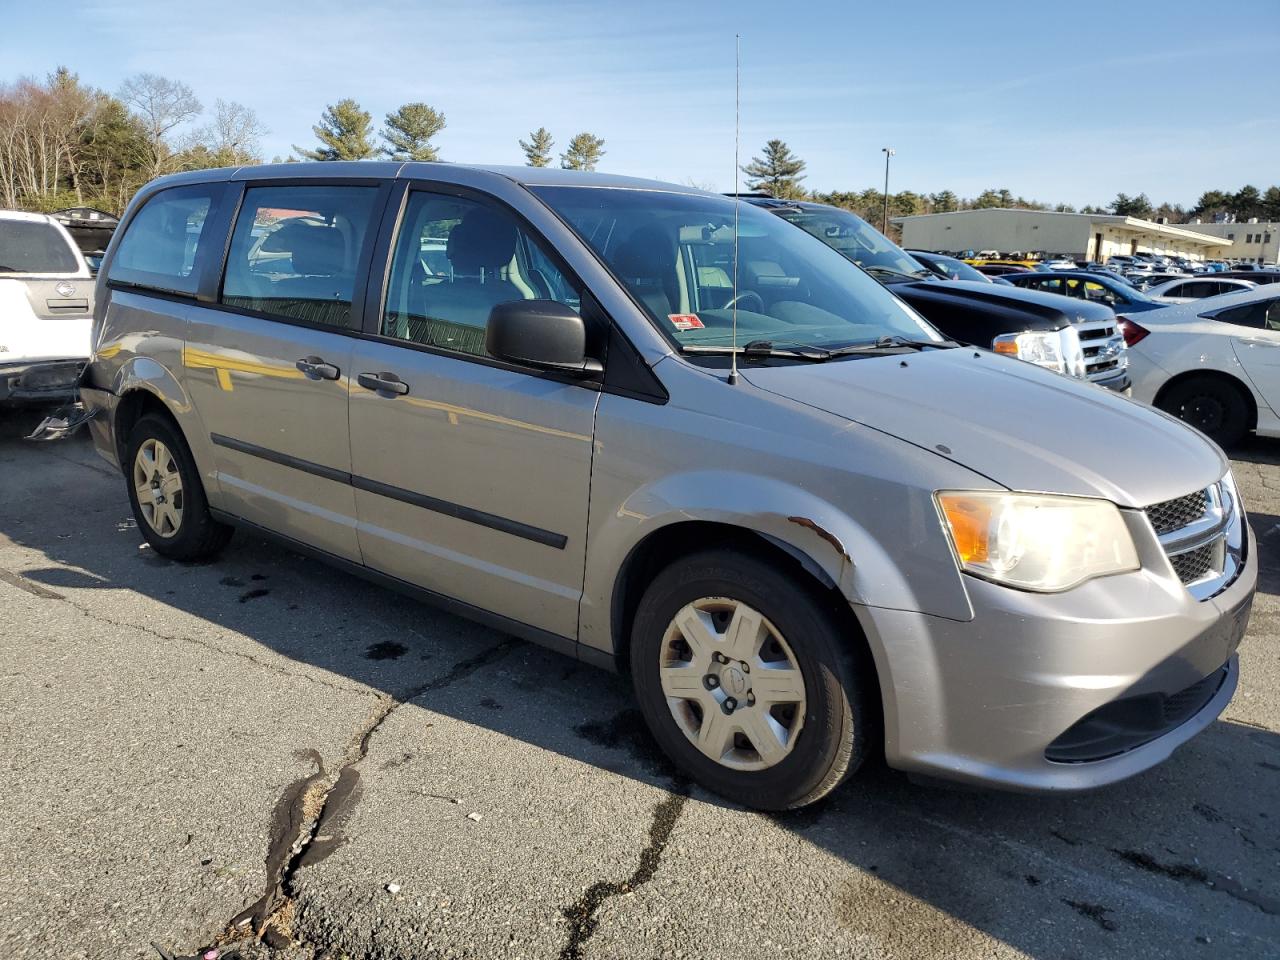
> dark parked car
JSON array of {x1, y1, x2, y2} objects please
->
[
  {"x1": 906, "y1": 250, "x2": 994, "y2": 283},
  {"x1": 1216, "y1": 270, "x2": 1280, "y2": 285},
  {"x1": 740, "y1": 198, "x2": 1129, "y2": 391},
  {"x1": 1005, "y1": 271, "x2": 1169, "y2": 316},
  {"x1": 974, "y1": 262, "x2": 1032, "y2": 277}
]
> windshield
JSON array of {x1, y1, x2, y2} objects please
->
[
  {"x1": 769, "y1": 205, "x2": 926, "y2": 280},
  {"x1": 923, "y1": 253, "x2": 990, "y2": 283},
  {"x1": 532, "y1": 187, "x2": 941, "y2": 351},
  {"x1": 0, "y1": 220, "x2": 80, "y2": 274}
]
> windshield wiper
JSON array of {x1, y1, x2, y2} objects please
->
[
  {"x1": 682, "y1": 338, "x2": 833, "y2": 361},
  {"x1": 825, "y1": 335, "x2": 958, "y2": 356},
  {"x1": 861, "y1": 265, "x2": 923, "y2": 283}
]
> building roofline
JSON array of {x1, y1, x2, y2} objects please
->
[{"x1": 891, "y1": 207, "x2": 1232, "y2": 247}]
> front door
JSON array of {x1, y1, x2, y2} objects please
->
[
  {"x1": 348, "y1": 186, "x2": 599, "y2": 640},
  {"x1": 1223, "y1": 296, "x2": 1280, "y2": 414},
  {"x1": 185, "y1": 180, "x2": 387, "y2": 562}
]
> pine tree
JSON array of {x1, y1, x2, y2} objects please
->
[
  {"x1": 560, "y1": 132, "x2": 605, "y2": 171},
  {"x1": 381, "y1": 102, "x2": 446, "y2": 162},
  {"x1": 520, "y1": 127, "x2": 554, "y2": 167},
  {"x1": 294, "y1": 99, "x2": 375, "y2": 161},
  {"x1": 740, "y1": 140, "x2": 806, "y2": 198},
  {"x1": 930, "y1": 189, "x2": 959, "y2": 213}
]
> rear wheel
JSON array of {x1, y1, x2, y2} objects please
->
[
  {"x1": 630, "y1": 549, "x2": 874, "y2": 810},
  {"x1": 1156, "y1": 375, "x2": 1250, "y2": 448},
  {"x1": 125, "y1": 414, "x2": 232, "y2": 561}
]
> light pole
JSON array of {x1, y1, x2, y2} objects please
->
[{"x1": 881, "y1": 147, "x2": 895, "y2": 234}]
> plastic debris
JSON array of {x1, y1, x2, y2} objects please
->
[
  {"x1": 386, "y1": 882, "x2": 401, "y2": 894},
  {"x1": 467, "y1": 812, "x2": 483, "y2": 822}
]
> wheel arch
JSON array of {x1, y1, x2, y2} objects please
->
[{"x1": 1152, "y1": 367, "x2": 1259, "y2": 432}]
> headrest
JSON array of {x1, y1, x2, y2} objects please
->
[
  {"x1": 272, "y1": 222, "x2": 346, "y2": 276},
  {"x1": 609, "y1": 224, "x2": 676, "y2": 281},
  {"x1": 447, "y1": 209, "x2": 518, "y2": 274}
]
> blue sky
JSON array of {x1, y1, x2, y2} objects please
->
[{"x1": 4, "y1": 0, "x2": 1278, "y2": 207}]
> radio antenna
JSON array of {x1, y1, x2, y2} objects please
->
[{"x1": 729, "y1": 32, "x2": 741, "y2": 386}]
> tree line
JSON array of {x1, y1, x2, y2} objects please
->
[
  {"x1": 742, "y1": 139, "x2": 1280, "y2": 237},
  {"x1": 3, "y1": 67, "x2": 1275, "y2": 229}
]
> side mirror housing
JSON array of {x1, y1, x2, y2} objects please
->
[{"x1": 486, "y1": 300, "x2": 602, "y2": 375}]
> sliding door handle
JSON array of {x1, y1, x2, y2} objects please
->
[
  {"x1": 296, "y1": 356, "x2": 341, "y2": 380},
  {"x1": 357, "y1": 371, "x2": 410, "y2": 396}
]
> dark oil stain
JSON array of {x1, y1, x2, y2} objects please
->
[
  {"x1": 574, "y1": 709, "x2": 675, "y2": 778},
  {"x1": 1062, "y1": 898, "x2": 1117, "y2": 931},
  {"x1": 380, "y1": 752, "x2": 414, "y2": 770},
  {"x1": 219, "y1": 576, "x2": 245, "y2": 587},
  {"x1": 1025, "y1": 874, "x2": 1042, "y2": 886},
  {"x1": 1050, "y1": 829, "x2": 1081, "y2": 846},
  {"x1": 1110, "y1": 848, "x2": 1280, "y2": 915},
  {"x1": 479, "y1": 697, "x2": 503, "y2": 710},
  {"x1": 559, "y1": 790, "x2": 688, "y2": 960},
  {"x1": 1259, "y1": 761, "x2": 1280, "y2": 772},
  {"x1": 365, "y1": 641, "x2": 408, "y2": 661},
  {"x1": 251, "y1": 573, "x2": 268, "y2": 581},
  {"x1": 238, "y1": 588, "x2": 270, "y2": 603},
  {"x1": 287, "y1": 604, "x2": 299, "y2": 611},
  {"x1": 1193, "y1": 802, "x2": 1223, "y2": 823}
]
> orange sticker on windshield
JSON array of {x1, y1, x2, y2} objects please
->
[{"x1": 669, "y1": 313, "x2": 704, "y2": 330}]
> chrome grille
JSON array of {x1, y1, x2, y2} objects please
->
[
  {"x1": 1074, "y1": 317, "x2": 1128, "y2": 383},
  {"x1": 1145, "y1": 480, "x2": 1243, "y2": 599},
  {"x1": 1146, "y1": 490, "x2": 1210, "y2": 535},
  {"x1": 1169, "y1": 542, "x2": 1216, "y2": 584}
]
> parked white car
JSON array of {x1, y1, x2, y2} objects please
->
[
  {"x1": 1145, "y1": 276, "x2": 1258, "y2": 304},
  {"x1": 0, "y1": 210, "x2": 93, "y2": 406},
  {"x1": 1126, "y1": 285, "x2": 1280, "y2": 445}
]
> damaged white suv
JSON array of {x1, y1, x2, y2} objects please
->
[{"x1": 0, "y1": 210, "x2": 94, "y2": 406}]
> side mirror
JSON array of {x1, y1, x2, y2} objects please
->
[{"x1": 486, "y1": 300, "x2": 603, "y2": 376}]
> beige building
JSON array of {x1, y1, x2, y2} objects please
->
[
  {"x1": 1178, "y1": 219, "x2": 1277, "y2": 265},
  {"x1": 893, "y1": 208, "x2": 1234, "y2": 262}
]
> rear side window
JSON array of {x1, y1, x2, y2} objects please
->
[
  {"x1": 0, "y1": 220, "x2": 79, "y2": 274},
  {"x1": 110, "y1": 185, "x2": 216, "y2": 295},
  {"x1": 1209, "y1": 299, "x2": 1280, "y2": 330},
  {"x1": 221, "y1": 184, "x2": 381, "y2": 329}
]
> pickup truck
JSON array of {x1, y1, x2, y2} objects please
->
[{"x1": 741, "y1": 197, "x2": 1130, "y2": 391}]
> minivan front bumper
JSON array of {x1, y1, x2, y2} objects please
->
[{"x1": 858, "y1": 521, "x2": 1256, "y2": 792}]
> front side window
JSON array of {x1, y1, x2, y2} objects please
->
[
  {"x1": 531, "y1": 187, "x2": 940, "y2": 351},
  {"x1": 221, "y1": 184, "x2": 380, "y2": 329},
  {"x1": 381, "y1": 190, "x2": 581, "y2": 359},
  {"x1": 109, "y1": 185, "x2": 215, "y2": 295},
  {"x1": 0, "y1": 220, "x2": 80, "y2": 274}
]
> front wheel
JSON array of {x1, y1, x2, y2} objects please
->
[
  {"x1": 125, "y1": 414, "x2": 232, "y2": 561},
  {"x1": 1156, "y1": 375, "x2": 1250, "y2": 448},
  {"x1": 630, "y1": 549, "x2": 875, "y2": 810}
]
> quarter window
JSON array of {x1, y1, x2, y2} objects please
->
[
  {"x1": 109, "y1": 185, "x2": 216, "y2": 295},
  {"x1": 1211, "y1": 299, "x2": 1280, "y2": 330},
  {"x1": 221, "y1": 184, "x2": 381, "y2": 329},
  {"x1": 381, "y1": 191, "x2": 581, "y2": 359}
]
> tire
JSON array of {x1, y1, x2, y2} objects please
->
[
  {"x1": 124, "y1": 413, "x2": 232, "y2": 561},
  {"x1": 630, "y1": 549, "x2": 874, "y2": 810},
  {"x1": 1156, "y1": 375, "x2": 1250, "y2": 448}
]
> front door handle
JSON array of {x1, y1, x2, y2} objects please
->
[
  {"x1": 357, "y1": 371, "x2": 410, "y2": 396},
  {"x1": 296, "y1": 356, "x2": 341, "y2": 380}
]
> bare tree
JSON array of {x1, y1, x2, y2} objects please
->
[
  {"x1": 119, "y1": 73, "x2": 202, "y2": 177},
  {"x1": 182, "y1": 99, "x2": 266, "y2": 167}
]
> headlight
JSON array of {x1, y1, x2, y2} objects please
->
[
  {"x1": 992, "y1": 327, "x2": 1086, "y2": 379},
  {"x1": 936, "y1": 491, "x2": 1140, "y2": 592}
]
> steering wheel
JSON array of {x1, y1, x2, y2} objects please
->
[{"x1": 722, "y1": 290, "x2": 764, "y2": 313}]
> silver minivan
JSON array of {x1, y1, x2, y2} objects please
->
[{"x1": 80, "y1": 162, "x2": 1256, "y2": 810}]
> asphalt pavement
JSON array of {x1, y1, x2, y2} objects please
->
[{"x1": 0, "y1": 406, "x2": 1277, "y2": 960}]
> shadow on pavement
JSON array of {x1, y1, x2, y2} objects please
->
[{"x1": 1, "y1": 411, "x2": 1277, "y2": 960}]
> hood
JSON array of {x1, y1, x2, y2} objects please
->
[
  {"x1": 894, "y1": 279, "x2": 1114, "y2": 329},
  {"x1": 743, "y1": 347, "x2": 1226, "y2": 507}
]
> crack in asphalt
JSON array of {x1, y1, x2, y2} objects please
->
[
  {"x1": 231, "y1": 637, "x2": 522, "y2": 950},
  {"x1": 1110, "y1": 848, "x2": 1280, "y2": 916},
  {"x1": 558, "y1": 786, "x2": 689, "y2": 960}
]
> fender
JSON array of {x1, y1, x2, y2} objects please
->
[
  {"x1": 578, "y1": 468, "x2": 975, "y2": 658},
  {"x1": 109, "y1": 353, "x2": 222, "y2": 502}
]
